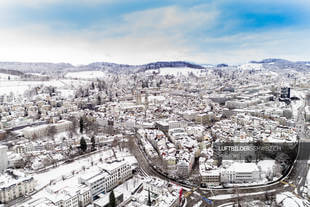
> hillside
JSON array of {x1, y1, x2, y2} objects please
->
[{"x1": 0, "y1": 61, "x2": 205, "y2": 74}]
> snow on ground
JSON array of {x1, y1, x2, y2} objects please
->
[
  {"x1": 238, "y1": 63, "x2": 263, "y2": 71},
  {"x1": 58, "y1": 89, "x2": 75, "y2": 98},
  {"x1": 0, "y1": 79, "x2": 89, "y2": 96},
  {"x1": 193, "y1": 201, "x2": 202, "y2": 207},
  {"x1": 290, "y1": 89, "x2": 305, "y2": 119},
  {"x1": 291, "y1": 88, "x2": 305, "y2": 99},
  {"x1": 159, "y1": 67, "x2": 206, "y2": 77},
  {"x1": 257, "y1": 160, "x2": 275, "y2": 173},
  {"x1": 209, "y1": 189, "x2": 277, "y2": 200},
  {"x1": 26, "y1": 73, "x2": 48, "y2": 77},
  {"x1": 145, "y1": 69, "x2": 158, "y2": 74},
  {"x1": 276, "y1": 192, "x2": 309, "y2": 207},
  {"x1": 0, "y1": 81, "x2": 34, "y2": 96},
  {"x1": 305, "y1": 168, "x2": 310, "y2": 197},
  {"x1": 0, "y1": 73, "x2": 20, "y2": 80},
  {"x1": 65, "y1": 71, "x2": 107, "y2": 80}
]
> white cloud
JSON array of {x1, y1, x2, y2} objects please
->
[
  {"x1": 0, "y1": 5, "x2": 217, "y2": 65},
  {"x1": 0, "y1": 3, "x2": 309, "y2": 65},
  {"x1": 121, "y1": 5, "x2": 218, "y2": 35},
  {"x1": 0, "y1": 0, "x2": 118, "y2": 8},
  {"x1": 195, "y1": 28, "x2": 310, "y2": 64},
  {"x1": 1, "y1": 23, "x2": 309, "y2": 65},
  {"x1": 0, "y1": 24, "x2": 195, "y2": 65}
]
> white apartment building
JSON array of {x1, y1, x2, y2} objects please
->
[
  {"x1": 168, "y1": 121, "x2": 187, "y2": 130},
  {"x1": 21, "y1": 197, "x2": 58, "y2": 207},
  {"x1": 164, "y1": 155, "x2": 177, "y2": 171},
  {"x1": 22, "y1": 124, "x2": 49, "y2": 138},
  {"x1": 0, "y1": 170, "x2": 35, "y2": 204},
  {"x1": 200, "y1": 169, "x2": 220, "y2": 187},
  {"x1": 44, "y1": 185, "x2": 92, "y2": 207},
  {"x1": 177, "y1": 152, "x2": 195, "y2": 178},
  {"x1": 22, "y1": 120, "x2": 73, "y2": 138},
  {"x1": 78, "y1": 160, "x2": 132, "y2": 198},
  {"x1": 53, "y1": 120, "x2": 73, "y2": 133},
  {"x1": 0, "y1": 146, "x2": 8, "y2": 172},
  {"x1": 143, "y1": 177, "x2": 166, "y2": 195},
  {"x1": 221, "y1": 163, "x2": 260, "y2": 184}
]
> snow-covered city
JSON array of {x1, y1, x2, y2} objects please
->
[
  {"x1": 1, "y1": 1, "x2": 310, "y2": 207},
  {"x1": 1, "y1": 60, "x2": 310, "y2": 207}
]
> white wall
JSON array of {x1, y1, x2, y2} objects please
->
[{"x1": 0, "y1": 145, "x2": 8, "y2": 171}]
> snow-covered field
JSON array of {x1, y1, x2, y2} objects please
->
[
  {"x1": 276, "y1": 192, "x2": 309, "y2": 207},
  {"x1": 65, "y1": 71, "x2": 107, "y2": 80},
  {"x1": 0, "y1": 79, "x2": 89, "y2": 96},
  {"x1": 238, "y1": 63, "x2": 263, "y2": 71},
  {"x1": 159, "y1": 67, "x2": 206, "y2": 77},
  {"x1": 0, "y1": 72, "x2": 20, "y2": 80}
]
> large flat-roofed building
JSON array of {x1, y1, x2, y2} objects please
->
[
  {"x1": 221, "y1": 163, "x2": 260, "y2": 184},
  {"x1": 93, "y1": 189, "x2": 123, "y2": 207},
  {"x1": 78, "y1": 159, "x2": 132, "y2": 198},
  {"x1": 200, "y1": 169, "x2": 220, "y2": 187}
]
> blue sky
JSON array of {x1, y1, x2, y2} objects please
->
[{"x1": 0, "y1": 0, "x2": 309, "y2": 65}]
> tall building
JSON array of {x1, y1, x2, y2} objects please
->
[
  {"x1": 0, "y1": 145, "x2": 8, "y2": 172},
  {"x1": 280, "y1": 87, "x2": 290, "y2": 99}
]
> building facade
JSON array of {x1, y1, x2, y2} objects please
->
[
  {"x1": 79, "y1": 160, "x2": 132, "y2": 198},
  {"x1": 0, "y1": 171, "x2": 35, "y2": 204},
  {"x1": 0, "y1": 145, "x2": 8, "y2": 172}
]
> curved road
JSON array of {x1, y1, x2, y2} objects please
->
[{"x1": 130, "y1": 96, "x2": 308, "y2": 207}]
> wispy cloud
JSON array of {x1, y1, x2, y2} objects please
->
[{"x1": 0, "y1": 0, "x2": 309, "y2": 64}]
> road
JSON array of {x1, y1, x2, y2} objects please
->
[
  {"x1": 129, "y1": 132, "x2": 303, "y2": 207},
  {"x1": 289, "y1": 99, "x2": 310, "y2": 198},
  {"x1": 130, "y1": 98, "x2": 308, "y2": 206},
  {"x1": 128, "y1": 134, "x2": 204, "y2": 206}
]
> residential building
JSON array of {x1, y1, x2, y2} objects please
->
[
  {"x1": 221, "y1": 163, "x2": 260, "y2": 183},
  {"x1": 200, "y1": 169, "x2": 220, "y2": 187},
  {"x1": 78, "y1": 159, "x2": 132, "y2": 198},
  {"x1": 0, "y1": 170, "x2": 35, "y2": 204}
]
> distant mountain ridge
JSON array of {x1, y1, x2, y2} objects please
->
[
  {"x1": 1, "y1": 59, "x2": 309, "y2": 74},
  {"x1": 250, "y1": 58, "x2": 310, "y2": 71},
  {"x1": 0, "y1": 61, "x2": 205, "y2": 74},
  {"x1": 0, "y1": 68, "x2": 24, "y2": 76}
]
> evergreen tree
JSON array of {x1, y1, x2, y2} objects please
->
[
  {"x1": 79, "y1": 117, "x2": 84, "y2": 134},
  {"x1": 37, "y1": 110, "x2": 42, "y2": 119},
  {"x1": 80, "y1": 137, "x2": 87, "y2": 152},
  {"x1": 109, "y1": 190, "x2": 116, "y2": 207},
  {"x1": 97, "y1": 95, "x2": 102, "y2": 105},
  {"x1": 91, "y1": 136, "x2": 96, "y2": 150}
]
